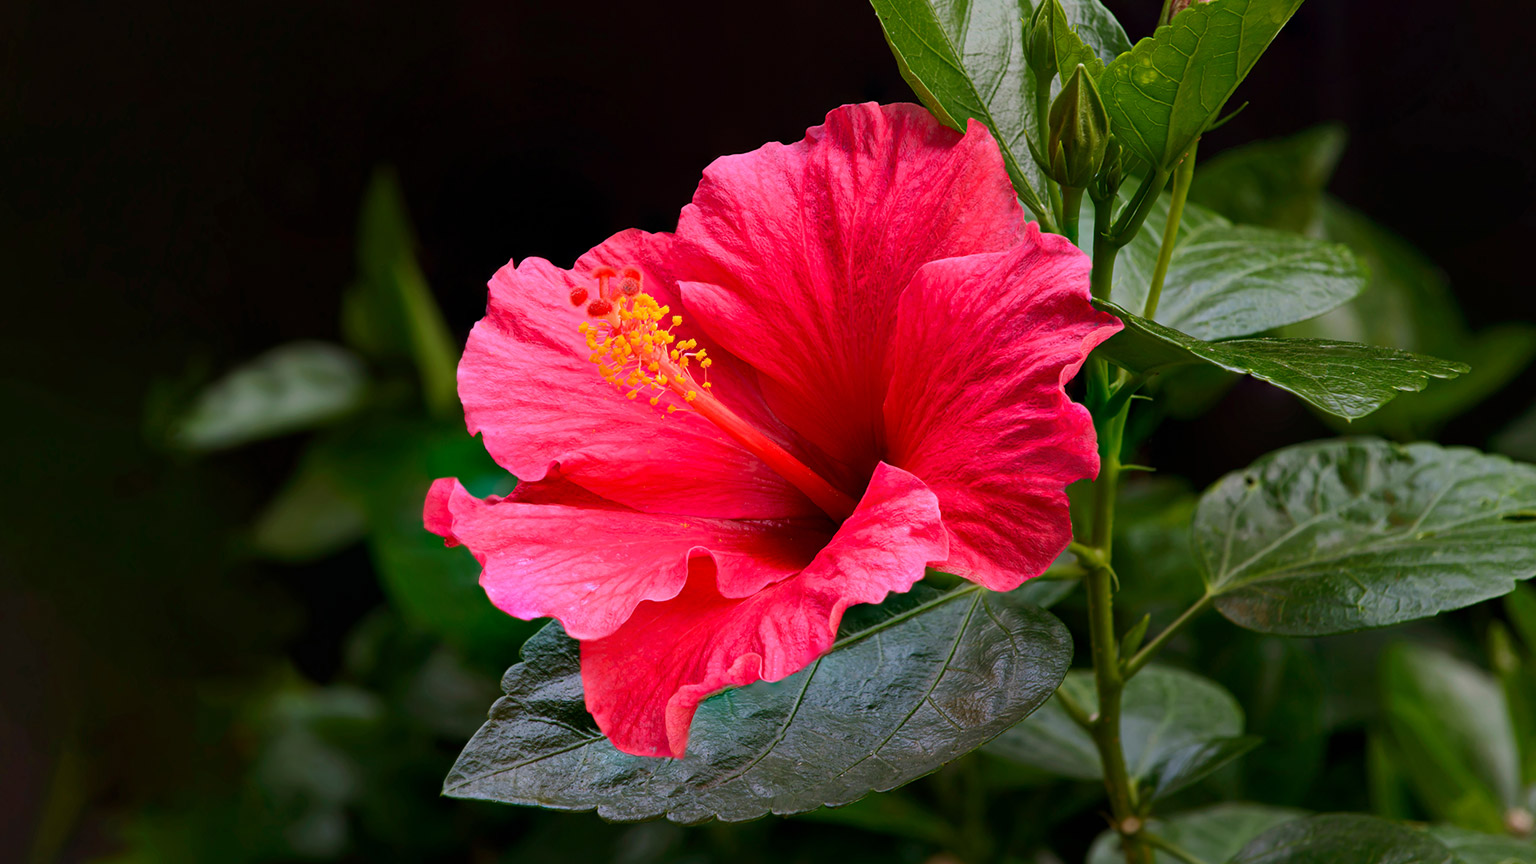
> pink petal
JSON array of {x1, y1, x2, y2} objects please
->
[
  {"x1": 675, "y1": 103, "x2": 1025, "y2": 477},
  {"x1": 579, "y1": 462, "x2": 947, "y2": 757},
  {"x1": 883, "y1": 226, "x2": 1121, "y2": 591},
  {"x1": 424, "y1": 475, "x2": 830, "y2": 641},
  {"x1": 460, "y1": 228, "x2": 820, "y2": 520}
]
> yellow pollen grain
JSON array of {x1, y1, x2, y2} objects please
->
[{"x1": 685, "y1": 390, "x2": 697, "y2": 402}]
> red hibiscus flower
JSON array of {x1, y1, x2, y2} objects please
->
[{"x1": 424, "y1": 103, "x2": 1121, "y2": 758}]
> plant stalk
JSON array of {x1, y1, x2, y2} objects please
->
[
  {"x1": 1079, "y1": 229, "x2": 1153, "y2": 864},
  {"x1": 1123, "y1": 593, "x2": 1214, "y2": 679},
  {"x1": 1062, "y1": 186, "x2": 1085, "y2": 247},
  {"x1": 1142, "y1": 139, "x2": 1198, "y2": 320}
]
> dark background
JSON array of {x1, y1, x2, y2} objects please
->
[{"x1": 4, "y1": 0, "x2": 1535, "y2": 860}]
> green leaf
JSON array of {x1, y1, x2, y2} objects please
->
[
  {"x1": 1190, "y1": 124, "x2": 1347, "y2": 234},
  {"x1": 1095, "y1": 300, "x2": 1468, "y2": 420},
  {"x1": 1194, "y1": 439, "x2": 1536, "y2": 636},
  {"x1": 1086, "y1": 803, "x2": 1307, "y2": 864},
  {"x1": 444, "y1": 584, "x2": 1071, "y2": 822},
  {"x1": 1192, "y1": 131, "x2": 1536, "y2": 437},
  {"x1": 1508, "y1": 584, "x2": 1536, "y2": 657},
  {"x1": 1381, "y1": 643, "x2": 1520, "y2": 832},
  {"x1": 171, "y1": 342, "x2": 367, "y2": 451},
  {"x1": 986, "y1": 664, "x2": 1247, "y2": 797},
  {"x1": 869, "y1": 0, "x2": 1048, "y2": 213},
  {"x1": 1100, "y1": 0, "x2": 1306, "y2": 171},
  {"x1": 868, "y1": 0, "x2": 1128, "y2": 216},
  {"x1": 1144, "y1": 225, "x2": 1366, "y2": 341},
  {"x1": 1083, "y1": 194, "x2": 1366, "y2": 340},
  {"x1": 316, "y1": 420, "x2": 529, "y2": 663},
  {"x1": 1212, "y1": 636, "x2": 1327, "y2": 805},
  {"x1": 1230, "y1": 814, "x2": 1457, "y2": 864},
  {"x1": 1425, "y1": 825, "x2": 1536, "y2": 864},
  {"x1": 1145, "y1": 734, "x2": 1263, "y2": 801},
  {"x1": 343, "y1": 167, "x2": 459, "y2": 418},
  {"x1": 250, "y1": 445, "x2": 367, "y2": 562}
]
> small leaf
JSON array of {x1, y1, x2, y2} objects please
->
[
  {"x1": 1086, "y1": 803, "x2": 1307, "y2": 864},
  {"x1": 444, "y1": 584, "x2": 1071, "y2": 823},
  {"x1": 171, "y1": 342, "x2": 367, "y2": 451},
  {"x1": 1095, "y1": 301, "x2": 1467, "y2": 420},
  {"x1": 250, "y1": 446, "x2": 367, "y2": 562},
  {"x1": 1425, "y1": 825, "x2": 1536, "y2": 864},
  {"x1": 1194, "y1": 439, "x2": 1536, "y2": 635},
  {"x1": 1381, "y1": 643, "x2": 1520, "y2": 832},
  {"x1": 1230, "y1": 813, "x2": 1457, "y2": 864},
  {"x1": 317, "y1": 420, "x2": 528, "y2": 662},
  {"x1": 1100, "y1": 0, "x2": 1306, "y2": 171},
  {"x1": 1145, "y1": 734, "x2": 1262, "y2": 801},
  {"x1": 343, "y1": 168, "x2": 459, "y2": 418},
  {"x1": 986, "y1": 664, "x2": 1246, "y2": 791}
]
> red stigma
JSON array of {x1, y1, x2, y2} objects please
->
[
  {"x1": 591, "y1": 266, "x2": 618, "y2": 300},
  {"x1": 570, "y1": 287, "x2": 589, "y2": 306},
  {"x1": 587, "y1": 298, "x2": 613, "y2": 316},
  {"x1": 618, "y1": 267, "x2": 642, "y2": 297}
]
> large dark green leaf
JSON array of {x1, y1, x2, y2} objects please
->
[
  {"x1": 1426, "y1": 826, "x2": 1536, "y2": 864},
  {"x1": 1380, "y1": 644, "x2": 1520, "y2": 833},
  {"x1": 1193, "y1": 130, "x2": 1536, "y2": 438},
  {"x1": 869, "y1": 0, "x2": 1047, "y2": 214},
  {"x1": 1230, "y1": 814, "x2": 1457, "y2": 864},
  {"x1": 868, "y1": 0, "x2": 1129, "y2": 217},
  {"x1": 171, "y1": 342, "x2": 367, "y2": 451},
  {"x1": 1084, "y1": 196, "x2": 1365, "y2": 340},
  {"x1": 1194, "y1": 439, "x2": 1536, "y2": 636},
  {"x1": 444, "y1": 585, "x2": 1071, "y2": 822},
  {"x1": 1148, "y1": 225, "x2": 1365, "y2": 341},
  {"x1": 1095, "y1": 301, "x2": 1467, "y2": 420},
  {"x1": 1087, "y1": 803, "x2": 1307, "y2": 864},
  {"x1": 986, "y1": 664, "x2": 1249, "y2": 800},
  {"x1": 1100, "y1": 0, "x2": 1306, "y2": 171}
]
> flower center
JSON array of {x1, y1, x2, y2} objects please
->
[{"x1": 575, "y1": 266, "x2": 857, "y2": 522}]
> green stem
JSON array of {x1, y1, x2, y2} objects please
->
[
  {"x1": 1157, "y1": 0, "x2": 1177, "y2": 27},
  {"x1": 1124, "y1": 593, "x2": 1213, "y2": 679},
  {"x1": 1108, "y1": 169, "x2": 1172, "y2": 247},
  {"x1": 1055, "y1": 682, "x2": 1094, "y2": 731},
  {"x1": 1145, "y1": 832, "x2": 1214, "y2": 864},
  {"x1": 1062, "y1": 186, "x2": 1085, "y2": 247},
  {"x1": 1079, "y1": 222, "x2": 1153, "y2": 862},
  {"x1": 1142, "y1": 140, "x2": 1198, "y2": 320},
  {"x1": 1090, "y1": 189, "x2": 1118, "y2": 301}
]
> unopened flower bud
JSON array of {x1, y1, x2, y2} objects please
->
[
  {"x1": 1046, "y1": 64, "x2": 1109, "y2": 189},
  {"x1": 1092, "y1": 136, "x2": 1124, "y2": 202},
  {"x1": 1026, "y1": 0, "x2": 1057, "y2": 82}
]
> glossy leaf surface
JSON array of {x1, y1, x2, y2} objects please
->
[
  {"x1": 986, "y1": 664, "x2": 1246, "y2": 797},
  {"x1": 1095, "y1": 301, "x2": 1467, "y2": 420},
  {"x1": 1230, "y1": 813, "x2": 1456, "y2": 864},
  {"x1": 1195, "y1": 439, "x2": 1536, "y2": 635},
  {"x1": 446, "y1": 585, "x2": 1071, "y2": 823},
  {"x1": 1100, "y1": 0, "x2": 1305, "y2": 170}
]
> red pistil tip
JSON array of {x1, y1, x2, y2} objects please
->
[
  {"x1": 569, "y1": 287, "x2": 589, "y2": 306},
  {"x1": 586, "y1": 299, "x2": 613, "y2": 316}
]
